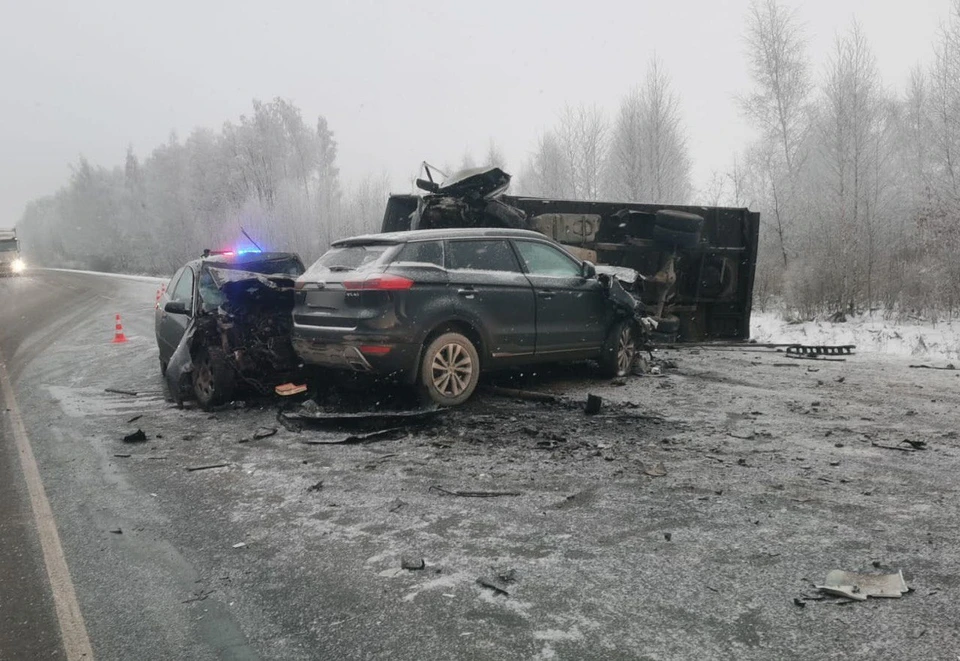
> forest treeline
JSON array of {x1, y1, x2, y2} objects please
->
[{"x1": 18, "y1": 0, "x2": 960, "y2": 316}]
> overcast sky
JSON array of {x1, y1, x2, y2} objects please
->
[{"x1": 0, "y1": 0, "x2": 952, "y2": 224}]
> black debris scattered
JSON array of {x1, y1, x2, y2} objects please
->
[
  {"x1": 105, "y1": 388, "x2": 138, "y2": 397},
  {"x1": 871, "y1": 441, "x2": 918, "y2": 453},
  {"x1": 253, "y1": 427, "x2": 278, "y2": 440},
  {"x1": 793, "y1": 598, "x2": 806, "y2": 608},
  {"x1": 477, "y1": 576, "x2": 510, "y2": 597},
  {"x1": 113, "y1": 453, "x2": 131, "y2": 458},
  {"x1": 122, "y1": 429, "x2": 147, "y2": 443},
  {"x1": 908, "y1": 363, "x2": 956, "y2": 370},
  {"x1": 307, "y1": 480, "x2": 324, "y2": 492},
  {"x1": 401, "y1": 555, "x2": 425, "y2": 571},
  {"x1": 388, "y1": 498, "x2": 406, "y2": 513},
  {"x1": 664, "y1": 532, "x2": 672, "y2": 541},
  {"x1": 429, "y1": 485, "x2": 522, "y2": 498},
  {"x1": 585, "y1": 394, "x2": 603, "y2": 416},
  {"x1": 482, "y1": 386, "x2": 559, "y2": 403},
  {"x1": 182, "y1": 589, "x2": 215, "y2": 604},
  {"x1": 186, "y1": 462, "x2": 230, "y2": 472},
  {"x1": 109, "y1": 528, "x2": 122, "y2": 534},
  {"x1": 302, "y1": 426, "x2": 408, "y2": 445},
  {"x1": 901, "y1": 439, "x2": 928, "y2": 450},
  {"x1": 126, "y1": 414, "x2": 142, "y2": 423}
]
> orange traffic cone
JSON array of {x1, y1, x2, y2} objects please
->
[{"x1": 112, "y1": 314, "x2": 128, "y2": 344}]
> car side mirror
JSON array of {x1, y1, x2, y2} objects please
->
[
  {"x1": 164, "y1": 300, "x2": 189, "y2": 315},
  {"x1": 581, "y1": 260, "x2": 597, "y2": 280}
]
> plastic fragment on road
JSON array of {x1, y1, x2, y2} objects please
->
[
  {"x1": 232, "y1": 542, "x2": 247, "y2": 549},
  {"x1": 585, "y1": 394, "x2": 602, "y2": 415},
  {"x1": 643, "y1": 461, "x2": 667, "y2": 477},
  {"x1": 275, "y1": 383, "x2": 307, "y2": 396},
  {"x1": 122, "y1": 429, "x2": 147, "y2": 443},
  {"x1": 816, "y1": 569, "x2": 909, "y2": 601},
  {"x1": 401, "y1": 555, "x2": 425, "y2": 571}
]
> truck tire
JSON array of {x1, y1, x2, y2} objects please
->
[
  {"x1": 419, "y1": 332, "x2": 480, "y2": 406},
  {"x1": 599, "y1": 319, "x2": 637, "y2": 378},
  {"x1": 652, "y1": 225, "x2": 701, "y2": 249},
  {"x1": 192, "y1": 346, "x2": 235, "y2": 410},
  {"x1": 655, "y1": 210, "x2": 704, "y2": 234}
]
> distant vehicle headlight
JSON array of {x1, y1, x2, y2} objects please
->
[{"x1": 11, "y1": 258, "x2": 25, "y2": 273}]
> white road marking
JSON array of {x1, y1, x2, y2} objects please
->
[{"x1": 0, "y1": 349, "x2": 95, "y2": 661}]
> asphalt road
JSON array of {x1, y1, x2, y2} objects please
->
[{"x1": 2, "y1": 269, "x2": 960, "y2": 661}]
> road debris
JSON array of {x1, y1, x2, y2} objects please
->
[
  {"x1": 109, "y1": 528, "x2": 122, "y2": 534},
  {"x1": 786, "y1": 344, "x2": 855, "y2": 356},
  {"x1": 476, "y1": 576, "x2": 510, "y2": 597},
  {"x1": 429, "y1": 485, "x2": 522, "y2": 498},
  {"x1": 908, "y1": 363, "x2": 956, "y2": 370},
  {"x1": 113, "y1": 453, "x2": 131, "y2": 458},
  {"x1": 105, "y1": 388, "x2": 138, "y2": 397},
  {"x1": 816, "y1": 569, "x2": 909, "y2": 601},
  {"x1": 186, "y1": 462, "x2": 230, "y2": 472},
  {"x1": 182, "y1": 589, "x2": 215, "y2": 604},
  {"x1": 401, "y1": 555, "x2": 425, "y2": 570},
  {"x1": 232, "y1": 542, "x2": 247, "y2": 549},
  {"x1": 283, "y1": 401, "x2": 442, "y2": 428},
  {"x1": 302, "y1": 426, "x2": 409, "y2": 445},
  {"x1": 122, "y1": 429, "x2": 147, "y2": 443},
  {"x1": 307, "y1": 480, "x2": 323, "y2": 492},
  {"x1": 482, "y1": 386, "x2": 560, "y2": 403},
  {"x1": 871, "y1": 441, "x2": 922, "y2": 453},
  {"x1": 585, "y1": 394, "x2": 603, "y2": 415},
  {"x1": 643, "y1": 461, "x2": 667, "y2": 477},
  {"x1": 275, "y1": 382, "x2": 308, "y2": 396},
  {"x1": 253, "y1": 427, "x2": 278, "y2": 440},
  {"x1": 388, "y1": 498, "x2": 407, "y2": 513},
  {"x1": 126, "y1": 414, "x2": 143, "y2": 423}
]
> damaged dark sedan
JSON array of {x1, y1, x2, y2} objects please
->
[
  {"x1": 156, "y1": 251, "x2": 305, "y2": 408},
  {"x1": 291, "y1": 228, "x2": 644, "y2": 406}
]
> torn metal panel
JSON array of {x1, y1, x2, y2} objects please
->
[
  {"x1": 165, "y1": 320, "x2": 197, "y2": 405},
  {"x1": 816, "y1": 570, "x2": 909, "y2": 600}
]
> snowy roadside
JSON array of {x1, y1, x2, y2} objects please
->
[{"x1": 751, "y1": 310, "x2": 960, "y2": 364}]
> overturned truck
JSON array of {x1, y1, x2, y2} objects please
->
[{"x1": 381, "y1": 167, "x2": 760, "y2": 341}]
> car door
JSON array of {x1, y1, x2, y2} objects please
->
[
  {"x1": 513, "y1": 239, "x2": 610, "y2": 356},
  {"x1": 443, "y1": 239, "x2": 536, "y2": 361},
  {"x1": 157, "y1": 266, "x2": 196, "y2": 361}
]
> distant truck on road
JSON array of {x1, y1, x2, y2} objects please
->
[{"x1": 0, "y1": 228, "x2": 25, "y2": 276}]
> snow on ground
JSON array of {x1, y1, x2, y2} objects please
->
[{"x1": 750, "y1": 310, "x2": 960, "y2": 364}]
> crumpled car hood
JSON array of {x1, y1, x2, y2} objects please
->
[{"x1": 436, "y1": 167, "x2": 511, "y2": 199}]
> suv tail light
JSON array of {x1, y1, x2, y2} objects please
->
[{"x1": 343, "y1": 274, "x2": 414, "y2": 291}]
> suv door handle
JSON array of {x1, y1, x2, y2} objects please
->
[
  {"x1": 538, "y1": 291, "x2": 555, "y2": 300},
  {"x1": 457, "y1": 288, "x2": 476, "y2": 299}
]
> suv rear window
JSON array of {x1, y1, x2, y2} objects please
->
[
  {"x1": 396, "y1": 240, "x2": 443, "y2": 267},
  {"x1": 445, "y1": 240, "x2": 520, "y2": 272},
  {"x1": 305, "y1": 244, "x2": 395, "y2": 276}
]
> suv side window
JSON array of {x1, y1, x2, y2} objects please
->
[
  {"x1": 396, "y1": 240, "x2": 443, "y2": 267},
  {"x1": 170, "y1": 267, "x2": 195, "y2": 308},
  {"x1": 445, "y1": 240, "x2": 520, "y2": 272},
  {"x1": 514, "y1": 241, "x2": 581, "y2": 277}
]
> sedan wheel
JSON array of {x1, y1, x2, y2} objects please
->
[
  {"x1": 616, "y1": 324, "x2": 637, "y2": 375},
  {"x1": 599, "y1": 320, "x2": 637, "y2": 378},
  {"x1": 420, "y1": 332, "x2": 480, "y2": 406}
]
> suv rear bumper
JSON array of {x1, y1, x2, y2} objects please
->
[{"x1": 292, "y1": 325, "x2": 420, "y2": 379}]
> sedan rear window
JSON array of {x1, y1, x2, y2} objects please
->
[{"x1": 305, "y1": 244, "x2": 394, "y2": 276}]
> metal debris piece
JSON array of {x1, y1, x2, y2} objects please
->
[
  {"x1": 585, "y1": 394, "x2": 603, "y2": 415},
  {"x1": 232, "y1": 542, "x2": 247, "y2": 549},
  {"x1": 113, "y1": 453, "x2": 131, "y2": 458},
  {"x1": 482, "y1": 386, "x2": 559, "y2": 403},
  {"x1": 908, "y1": 363, "x2": 956, "y2": 370},
  {"x1": 307, "y1": 480, "x2": 324, "y2": 492},
  {"x1": 122, "y1": 429, "x2": 147, "y2": 443},
  {"x1": 429, "y1": 485, "x2": 521, "y2": 498},
  {"x1": 283, "y1": 402, "x2": 442, "y2": 428},
  {"x1": 253, "y1": 427, "x2": 278, "y2": 440},
  {"x1": 186, "y1": 462, "x2": 230, "y2": 472},
  {"x1": 816, "y1": 569, "x2": 909, "y2": 601},
  {"x1": 302, "y1": 426, "x2": 408, "y2": 445},
  {"x1": 109, "y1": 528, "x2": 123, "y2": 534},
  {"x1": 643, "y1": 461, "x2": 667, "y2": 477},
  {"x1": 126, "y1": 414, "x2": 143, "y2": 423},
  {"x1": 476, "y1": 576, "x2": 510, "y2": 597},
  {"x1": 871, "y1": 441, "x2": 918, "y2": 453},
  {"x1": 388, "y1": 498, "x2": 407, "y2": 513},
  {"x1": 401, "y1": 555, "x2": 425, "y2": 571},
  {"x1": 901, "y1": 439, "x2": 928, "y2": 450},
  {"x1": 106, "y1": 388, "x2": 138, "y2": 397}
]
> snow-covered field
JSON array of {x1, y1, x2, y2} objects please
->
[{"x1": 751, "y1": 310, "x2": 960, "y2": 364}]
